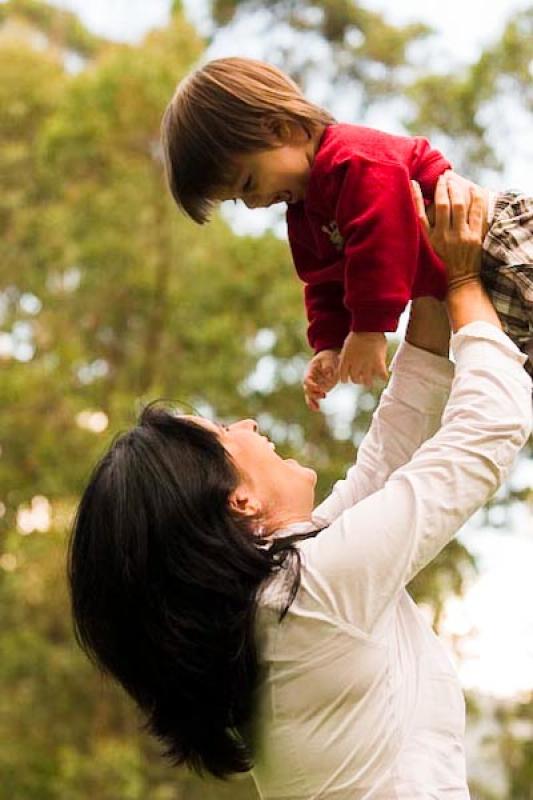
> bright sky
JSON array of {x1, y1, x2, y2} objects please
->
[{"x1": 44, "y1": 0, "x2": 533, "y2": 700}]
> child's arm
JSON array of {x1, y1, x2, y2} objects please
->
[
  {"x1": 337, "y1": 159, "x2": 426, "y2": 335},
  {"x1": 304, "y1": 280, "x2": 350, "y2": 353},
  {"x1": 331, "y1": 159, "x2": 450, "y2": 388},
  {"x1": 288, "y1": 230, "x2": 350, "y2": 353}
]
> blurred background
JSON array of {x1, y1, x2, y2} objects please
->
[{"x1": 0, "y1": 0, "x2": 532, "y2": 797}]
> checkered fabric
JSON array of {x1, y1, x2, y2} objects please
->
[{"x1": 481, "y1": 191, "x2": 533, "y2": 376}]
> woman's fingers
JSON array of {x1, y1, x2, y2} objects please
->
[
  {"x1": 433, "y1": 173, "x2": 451, "y2": 230},
  {"x1": 447, "y1": 178, "x2": 467, "y2": 231},
  {"x1": 410, "y1": 180, "x2": 429, "y2": 234},
  {"x1": 447, "y1": 179, "x2": 484, "y2": 241},
  {"x1": 467, "y1": 187, "x2": 485, "y2": 238}
]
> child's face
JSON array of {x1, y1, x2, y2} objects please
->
[{"x1": 219, "y1": 127, "x2": 317, "y2": 209}]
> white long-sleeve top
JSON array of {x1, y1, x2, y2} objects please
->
[{"x1": 250, "y1": 322, "x2": 532, "y2": 800}]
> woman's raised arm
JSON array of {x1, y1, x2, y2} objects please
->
[
  {"x1": 312, "y1": 332, "x2": 454, "y2": 527},
  {"x1": 312, "y1": 192, "x2": 455, "y2": 527},
  {"x1": 306, "y1": 177, "x2": 531, "y2": 633}
]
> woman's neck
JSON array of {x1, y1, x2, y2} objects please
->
[{"x1": 267, "y1": 510, "x2": 314, "y2": 534}]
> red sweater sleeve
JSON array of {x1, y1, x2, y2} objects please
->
[
  {"x1": 305, "y1": 281, "x2": 350, "y2": 351},
  {"x1": 335, "y1": 158, "x2": 422, "y2": 333},
  {"x1": 288, "y1": 235, "x2": 350, "y2": 351}
]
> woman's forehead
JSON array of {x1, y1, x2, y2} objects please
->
[{"x1": 181, "y1": 415, "x2": 220, "y2": 434}]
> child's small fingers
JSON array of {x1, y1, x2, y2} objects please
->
[
  {"x1": 339, "y1": 360, "x2": 350, "y2": 383},
  {"x1": 306, "y1": 382, "x2": 326, "y2": 397},
  {"x1": 304, "y1": 381, "x2": 324, "y2": 396},
  {"x1": 346, "y1": 365, "x2": 360, "y2": 385},
  {"x1": 356, "y1": 369, "x2": 368, "y2": 386},
  {"x1": 304, "y1": 390, "x2": 322, "y2": 411}
]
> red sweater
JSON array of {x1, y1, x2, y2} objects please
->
[{"x1": 286, "y1": 124, "x2": 452, "y2": 352}]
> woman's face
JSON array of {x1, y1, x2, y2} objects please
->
[{"x1": 184, "y1": 417, "x2": 317, "y2": 530}]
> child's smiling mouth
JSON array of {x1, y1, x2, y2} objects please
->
[{"x1": 270, "y1": 191, "x2": 296, "y2": 205}]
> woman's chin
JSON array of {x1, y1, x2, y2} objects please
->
[{"x1": 285, "y1": 458, "x2": 317, "y2": 485}]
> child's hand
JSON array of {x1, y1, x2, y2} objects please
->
[
  {"x1": 339, "y1": 332, "x2": 388, "y2": 388},
  {"x1": 303, "y1": 349, "x2": 340, "y2": 411}
]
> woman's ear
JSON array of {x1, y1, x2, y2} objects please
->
[{"x1": 228, "y1": 486, "x2": 262, "y2": 518}]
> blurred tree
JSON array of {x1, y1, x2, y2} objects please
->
[
  {"x1": 495, "y1": 694, "x2": 533, "y2": 800},
  {"x1": 0, "y1": 1, "x2": 531, "y2": 798},
  {"x1": 0, "y1": 0, "x2": 105, "y2": 56},
  {"x1": 405, "y1": 7, "x2": 533, "y2": 177},
  {"x1": 207, "y1": 0, "x2": 431, "y2": 107},
  {"x1": 0, "y1": 5, "x2": 261, "y2": 798}
]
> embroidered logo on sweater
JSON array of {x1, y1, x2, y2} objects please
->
[{"x1": 321, "y1": 220, "x2": 344, "y2": 251}]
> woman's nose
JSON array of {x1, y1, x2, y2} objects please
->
[{"x1": 235, "y1": 419, "x2": 258, "y2": 432}]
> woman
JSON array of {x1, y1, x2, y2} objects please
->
[{"x1": 69, "y1": 179, "x2": 531, "y2": 799}]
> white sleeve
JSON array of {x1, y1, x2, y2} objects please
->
[
  {"x1": 312, "y1": 340, "x2": 455, "y2": 527},
  {"x1": 302, "y1": 322, "x2": 532, "y2": 635}
]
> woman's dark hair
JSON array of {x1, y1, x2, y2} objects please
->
[{"x1": 68, "y1": 403, "x2": 303, "y2": 779}]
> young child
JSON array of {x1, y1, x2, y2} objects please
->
[{"x1": 161, "y1": 57, "x2": 532, "y2": 409}]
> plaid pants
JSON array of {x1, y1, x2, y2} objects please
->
[{"x1": 481, "y1": 191, "x2": 533, "y2": 376}]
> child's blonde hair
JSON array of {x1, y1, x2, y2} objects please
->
[{"x1": 161, "y1": 57, "x2": 335, "y2": 223}]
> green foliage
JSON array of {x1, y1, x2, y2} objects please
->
[
  {"x1": 209, "y1": 0, "x2": 431, "y2": 105},
  {"x1": 405, "y1": 7, "x2": 533, "y2": 175},
  {"x1": 0, "y1": 1, "x2": 531, "y2": 797},
  {"x1": 484, "y1": 695, "x2": 533, "y2": 799},
  {"x1": 0, "y1": 0, "x2": 105, "y2": 56}
]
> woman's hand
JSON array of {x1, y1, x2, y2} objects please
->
[
  {"x1": 411, "y1": 173, "x2": 483, "y2": 290},
  {"x1": 411, "y1": 174, "x2": 501, "y2": 333}
]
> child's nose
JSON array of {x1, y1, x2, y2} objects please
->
[{"x1": 244, "y1": 196, "x2": 259, "y2": 209}]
